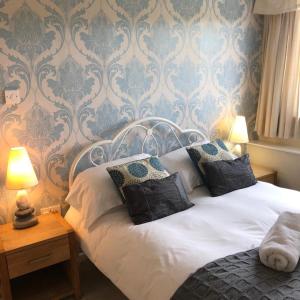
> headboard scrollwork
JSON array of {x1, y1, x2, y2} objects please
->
[{"x1": 69, "y1": 117, "x2": 208, "y2": 187}]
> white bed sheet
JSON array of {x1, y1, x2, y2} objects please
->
[{"x1": 65, "y1": 182, "x2": 300, "y2": 300}]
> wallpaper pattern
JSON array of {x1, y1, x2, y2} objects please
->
[{"x1": 0, "y1": 0, "x2": 263, "y2": 222}]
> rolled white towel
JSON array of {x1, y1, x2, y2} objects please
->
[{"x1": 259, "y1": 211, "x2": 300, "y2": 272}]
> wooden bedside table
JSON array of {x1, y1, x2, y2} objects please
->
[
  {"x1": 251, "y1": 164, "x2": 277, "y2": 185},
  {"x1": 0, "y1": 213, "x2": 80, "y2": 300}
]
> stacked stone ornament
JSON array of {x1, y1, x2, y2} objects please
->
[{"x1": 14, "y1": 192, "x2": 38, "y2": 229}]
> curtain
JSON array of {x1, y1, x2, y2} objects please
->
[
  {"x1": 254, "y1": 0, "x2": 300, "y2": 15},
  {"x1": 255, "y1": 10, "x2": 300, "y2": 139}
]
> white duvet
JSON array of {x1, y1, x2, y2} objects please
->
[{"x1": 65, "y1": 182, "x2": 300, "y2": 300}]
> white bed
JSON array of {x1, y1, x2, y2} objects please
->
[
  {"x1": 64, "y1": 118, "x2": 300, "y2": 300},
  {"x1": 65, "y1": 182, "x2": 300, "y2": 300}
]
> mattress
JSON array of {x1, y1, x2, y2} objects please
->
[{"x1": 65, "y1": 182, "x2": 300, "y2": 300}]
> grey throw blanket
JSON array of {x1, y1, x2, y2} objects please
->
[{"x1": 172, "y1": 248, "x2": 300, "y2": 300}]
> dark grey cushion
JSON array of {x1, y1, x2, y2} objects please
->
[
  {"x1": 202, "y1": 154, "x2": 257, "y2": 196},
  {"x1": 123, "y1": 173, "x2": 194, "y2": 225}
]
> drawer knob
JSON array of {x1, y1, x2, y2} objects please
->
[{"x1": 28, "y1": 253, "x2": 51, "y2": 264}]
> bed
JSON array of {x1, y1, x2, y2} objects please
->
[{"x1": 64, "y1": 117, "x2": 300, "y2": 300}]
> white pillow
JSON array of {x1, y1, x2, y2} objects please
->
[
  {"x1": 159, "y1": 147, "x2": 203, "y2": 194},
  {"x1": 65, "y1": 153, "x2": 150, "y2": 229}
]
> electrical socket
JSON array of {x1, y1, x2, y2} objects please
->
[
  {"x1": 5, "y1": 88, "x2": 21, "y2": 105},
  {"x1": 40, "y1": 204, "x2": 61, "y2": 215}
]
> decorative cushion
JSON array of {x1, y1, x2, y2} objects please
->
[
  {"x1": 186, "y1": 139, "x2": 236, "y2": 181},
  {"x1": 202, "y1": 154, "x2": 257, "y2": 196},
  {"x1": 123, "y1": 173, "x2": 194, "y2": 225},
  {"x1": 107, "y1": 156, "x2": 169, "y2": 202}
]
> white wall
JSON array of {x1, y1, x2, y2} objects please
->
[{"x1": 248, "y1": 143, "x2": 300, "y2": 191}]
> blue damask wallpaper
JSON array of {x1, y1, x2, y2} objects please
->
[{"x1": 0, "y1": 0, "x2": 263, "y2": 223}]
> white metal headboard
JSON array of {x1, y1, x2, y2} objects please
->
[{"x1": 69, "y1": 117, "x2": 208, "y2": 187}]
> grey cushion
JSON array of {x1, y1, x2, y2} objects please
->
[
  {"x1": 123, "y1": 173, "x2": 194, "y2": 225},
  {"x1": 202, "y1": 154, "x2": 257, "y2": 196}
]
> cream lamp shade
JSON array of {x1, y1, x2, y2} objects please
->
[
  {"x1": 6, "y1": 147, "x2": 38, "y2": 190},
  {"x1": 229, "y1": 116, "x2": 249, "y2": 144}
]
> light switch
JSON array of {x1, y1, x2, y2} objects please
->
[{"x1": 5, "y1": 89, "x2": 21, "y2": 105}]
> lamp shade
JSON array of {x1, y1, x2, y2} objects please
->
[
  {"x1": 229, "y1": 116, "x2": 249, "y2": 144},
  {"x1": 6, "y1": 147, "x2": 38, "y2": 190}
]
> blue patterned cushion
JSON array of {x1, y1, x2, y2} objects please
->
[
  {"x1": 107, "y1": 156, "x2": 169, "y2": 202},
  {"x1": 187, "y1": 139, "x2": 236, "y2": 181}
]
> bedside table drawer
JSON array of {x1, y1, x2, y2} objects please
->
[{"x1": 7, "y1": 237, "x2": 70, "y2": 279}]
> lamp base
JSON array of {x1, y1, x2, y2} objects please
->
[
  {"x1": 14, "y1": 207, "x2": 38, "y2": 229},
  {"x1": 241, "y1": 143, "x2": 248, "y2": 156},
  {"x1": 14, "y1": 214, "x2": 38, "y2": 229},
  {"x1": 231, "y1": 143, "x2": 248, "y2": 157},
  {"x1": 13, "y1": 190, "x2": 39, "y2": 229}
]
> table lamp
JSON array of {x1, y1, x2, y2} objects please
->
[
  {"x1": 229, "y1": 115, "x2": 249, "y2": 156},
  {"x1": 6, "y1": 147, "x2": 38, "y2": 229}
]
